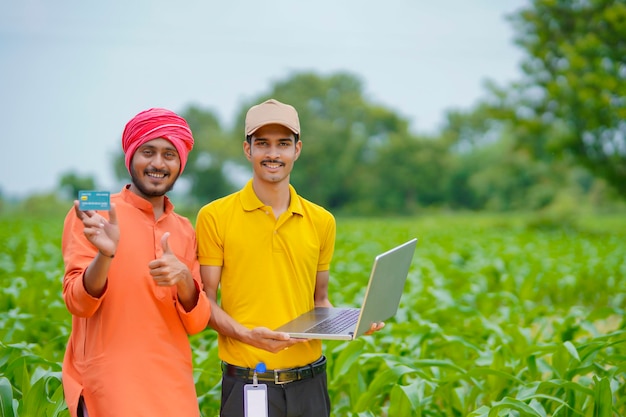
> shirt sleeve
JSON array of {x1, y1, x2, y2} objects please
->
[
  {"x1": 317, "y1": 212, "x2": 336, "y2": 272},
  {"x1": 195, "y1": 204, "x2": 224, "y2": 266},
  {"x1": 175, "y1": 277, "x2": 211, "y2": 335},
  {"x1": 174, "y1": 229, "x2": 211, "y2": 335},
  {"x1": 61, "y1": 209, "x2": 107, "y2": 317}
]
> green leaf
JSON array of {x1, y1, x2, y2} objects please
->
[
  {"x1": 329, "y1": 339, "x2": 365, "y2": 384},
  {"x1": 488, "y1": 397, "x2": 543, "y2": 417},
  {"x1": 594, "y1": 376, "x2": 613, "y2": 417},
  {"x1": 354, "y1": 365, "x2": 418, "y2": 411},
  {"x1": 388, "y1": 380, "x2": 425, "y2": 417},
  {"x1": 0, "y1": 377, "x2": 16, "y2": 417},
  {"x1": 467, "y1": 405, "x2": 490, "y2": 417},
  {"x1": 563, "y1": 341, "x2": 580, "y2": 362},
  {"x1": 466, "y1": 367, "x2": 525, "y2": 385}
]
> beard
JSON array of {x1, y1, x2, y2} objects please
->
[{"x1": 130, "y1": 166, "x2": 178, "y2": 197}]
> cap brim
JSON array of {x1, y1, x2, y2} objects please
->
[{"x1": 247, "y1": 121, "x2": 300, "y2": 136}]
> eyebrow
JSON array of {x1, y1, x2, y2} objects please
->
[
  {"x1": 252, "y1": 137, "x2": 294, "y2": 142},
  {"x1": 139, "y1": 144, "x2": 178, "y2": 152}
]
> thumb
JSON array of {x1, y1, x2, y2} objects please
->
[{"x1": 161, "y1": 232, "x2": 172, "y2": 254}]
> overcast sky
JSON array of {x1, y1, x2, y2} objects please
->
[{"x1": 1, "y1": 0, "x2": 527, "y2": 198}]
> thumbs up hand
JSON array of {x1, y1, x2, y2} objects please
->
[
  {"x1": 148, "y1": 232, "x2": 199, "y2": 311},
  {"x1": 149, "y1": 232, "x2": 190, "y2": 288}
]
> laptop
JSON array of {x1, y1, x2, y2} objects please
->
[{"x1": 274, "y1": 238, "x2": 418, "y2": 340}]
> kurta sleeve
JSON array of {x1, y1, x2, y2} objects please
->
[
  {"x1": 175, "y1": 278, "x2": 211, "y2": 335},
  {"x1": 174, "y1": 231, "x2": 211, "y2": 335},
  {"x1": 61, "y1": 209, "x2": 107, "y2": 317}
]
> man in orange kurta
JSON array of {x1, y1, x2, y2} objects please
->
[{"x1": 61, "y1": 108, "x2": 211, "y2": 417}]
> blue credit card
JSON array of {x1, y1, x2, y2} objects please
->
[{"x1": 78, "y1": 190, "x2": 111, "y2": 211}]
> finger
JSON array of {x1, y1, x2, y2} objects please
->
[
  {"x1": 161, "y1": 232, "x2": 172, "y2": 254},
  {"x1": 73, "y1": 200, "x2": 84, "y2": 219},
  {"x1": 372, "y1": 322, "x2": 385, "y2": 332},
  {"x1": 83, "y1": 226, "x2": 102, "y2": 237},
  {"x1": 148, "y1": 259, "x2": 166, "y2": 273},
  {"x1": 82, "y1": 213, "x2": 103, "y2": 228},
  {"x1": 273, "y1": 332, "x2": 291, "y2": 341},
  {"x1": 73, "y1": 200, "x2": 96, "y2": 220},
  {"x1": 275, "y1": 338, "x2": 308, "y2": 352},
  {"x1": 73, "y1": 200, "x2": 93, "y2": 216},
  {"x1": 108, "y1": 202, "x2": 118, "y2": 225},
  {"x1": 152, "y1": 273, "x2": 168, "y2": 283},
  {"x1": 261, "y1": 328, "x2": 291, "y2": 341}
]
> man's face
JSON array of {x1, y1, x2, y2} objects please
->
[
  {"x1": 244, "y1": 124, "x2": 301, "y2": 185},
  {"x1": 129, "y1": 138, "x2": 180, "y2": 198}
]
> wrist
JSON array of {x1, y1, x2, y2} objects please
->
[
  {"x1": 241, "y1": 327, "x2": 256, "y2": 346},
  {"x1": 99, "y1": 250, "x2": 115, "y2": 259}
]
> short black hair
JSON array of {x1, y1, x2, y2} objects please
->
[{"x1": 246, "y1": 133, "x2": 299, "y2": 143}]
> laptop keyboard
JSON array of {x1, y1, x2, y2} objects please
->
[{"x1": 306, "y1": 309, "x2": 360, "y2": 334}]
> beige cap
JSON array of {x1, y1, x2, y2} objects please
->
[{"x1": 245, "y1": 99, "x2": 300, "y2": 136}]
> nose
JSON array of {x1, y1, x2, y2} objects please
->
[
  {"x1": 150, "y1": 153, "x2": 166, "y2": 169},
  {"x1": 267, "y1": 144, "x2": 281, "y2": 159}
]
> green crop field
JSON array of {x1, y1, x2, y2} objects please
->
[{"x1": 1, "y1": 212, "x2": 625, "y2": 416}]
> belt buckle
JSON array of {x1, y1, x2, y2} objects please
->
[{"x1": 274, "y1": 369, "x2": 295, "y2": 385}]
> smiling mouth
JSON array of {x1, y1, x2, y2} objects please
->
[
  {"x1": 262, "y1": 161, "x2": 283, "y2": 169},
  {"x1": 146, "y1": 171, "x2": 168, "y2": 179}
]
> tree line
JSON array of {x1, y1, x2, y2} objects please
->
[{"x1": 17, "y1": 0, "x2": 624, "y2": 217}]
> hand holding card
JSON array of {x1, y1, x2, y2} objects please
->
[{"x1": 73, "y1": 195, "x2": 119, "y2": 262}]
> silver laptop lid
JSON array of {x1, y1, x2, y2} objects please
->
[{"x1": 352, "y1": 238, "x2": 417, "y2": 338}]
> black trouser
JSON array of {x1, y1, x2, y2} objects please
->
[
  {"x1": 220, "y1": 359, "x2": 330, "y2": 417},
  {"x1": 77, "y1": 396, "x2": 88, "y2": 417}
]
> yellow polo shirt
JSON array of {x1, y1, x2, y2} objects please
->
[{"x1": 196, "y1": 179, "x2": 335, "y2": 369}]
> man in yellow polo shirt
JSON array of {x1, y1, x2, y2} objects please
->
[{"x1": 196, "y1": 98, "x2": 345, "y2": 416}]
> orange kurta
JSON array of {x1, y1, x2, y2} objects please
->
[{"x1": 61, "y1": 186, "x2": 211, "y2": 417}]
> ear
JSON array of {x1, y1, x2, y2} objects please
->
[
  {"x1": 243, "y1": 141, "x2": 252, "y2": 160},
  {"x1": 294, "y1": 140, "x2": 302, "y2": 161}
]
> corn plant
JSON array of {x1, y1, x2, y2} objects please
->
[{"x1": 1, "y1": 212, "x2": 625, "y2": 416}]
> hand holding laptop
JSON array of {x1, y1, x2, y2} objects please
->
[
  {"x1": 363, "y1": 321, "x2": 385, "y2": 335},
  {"x1": 247, "y1": 327, "x2": 309, "y2": 353},
  {"x1": 274, "y1": 239, "x2": 418, "y2": 341}
]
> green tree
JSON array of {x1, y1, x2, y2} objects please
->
[
  {"x1": 182, "y1": 105, "x2": 239, "y2": 205},
  {"x1": 17, "y1": 192, "x2": 70, "y2": 217},
  {"x1": 234, "y1": 72, "x2": 416, "y2": 212},
  {"x1": 58, "y1": 171, "x2": 96, "y2": 200},
  {"x1": 361, "y1": 133, "x2": 450, "y2": 214},
  {"x1": 508, "y1": 0, "x2": 626, "y2": 196}
]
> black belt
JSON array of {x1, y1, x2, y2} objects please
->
[{"x1": 221, "y1": 356, "x2": 326, "y2": 385}]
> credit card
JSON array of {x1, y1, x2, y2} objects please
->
[{"x1": 78, "y1": 190, "x2": 111, "y2": 211}]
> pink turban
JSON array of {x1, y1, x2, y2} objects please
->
[{"x1": 121, "y1": 108, "x2": 194, "y2": 175}]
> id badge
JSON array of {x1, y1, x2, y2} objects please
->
[{"x1": 244, "y1": 383, "x2": 268, "y2": 417}]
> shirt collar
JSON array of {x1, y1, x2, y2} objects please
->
[
  {"x1": 120, "y1": 185, "x2": 174, "y2": 216},
  {"x1": 240, "y1": 179, "x2": 303, "y2": 216}
]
